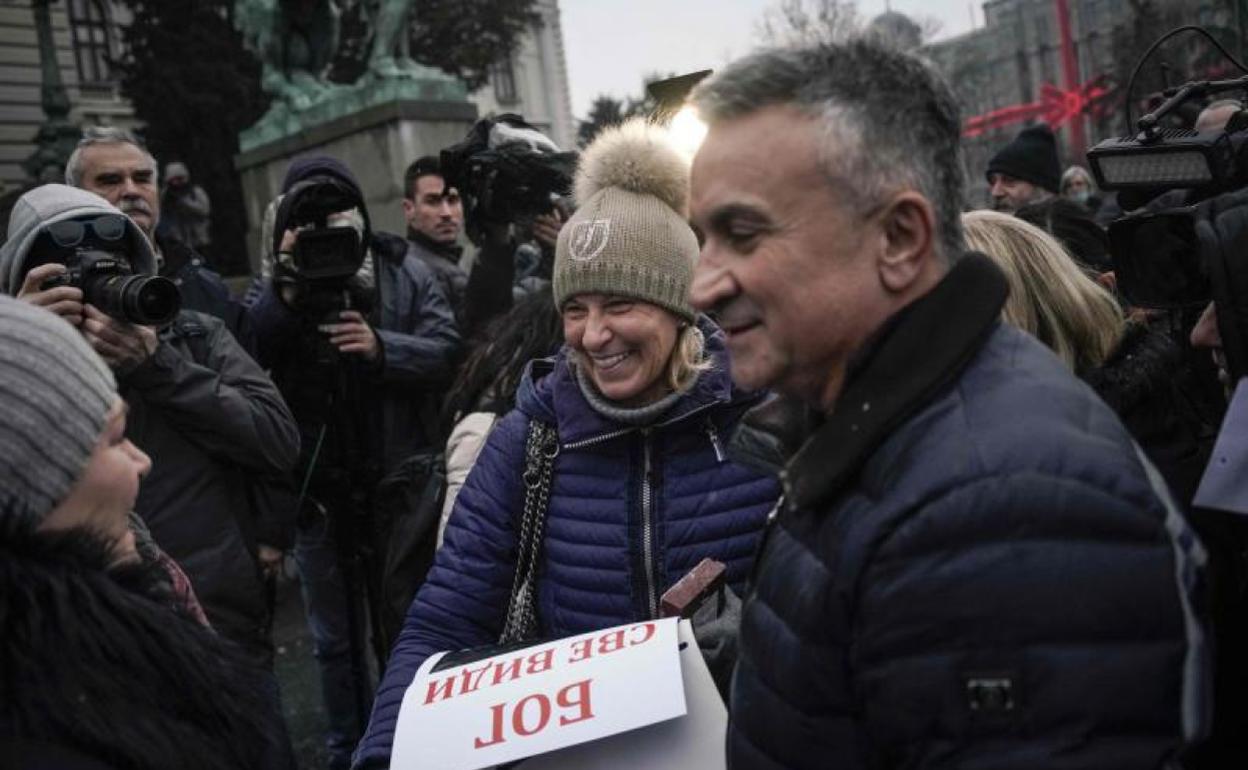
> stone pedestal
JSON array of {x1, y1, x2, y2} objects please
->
[{"x1": 234, "y1": 98, "x2": 478, "y2": 274}]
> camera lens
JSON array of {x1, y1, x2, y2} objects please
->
[{"x1": 92, "y1": 274, "x2": 182, "y2": 325}]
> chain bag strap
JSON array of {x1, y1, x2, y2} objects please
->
[{"x1": 500, "y1": 419, "x2": 559, "y2": 643}]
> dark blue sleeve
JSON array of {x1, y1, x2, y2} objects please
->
[
  {"x1": 244, "y1": 279, "x2": 302, "y2": 371},
  {"x1": 374, "y1": 259, "x2": 462, "y2": 387},
  {"x1": 353, "y1": 410, "x2": 529, "y2": 768}
]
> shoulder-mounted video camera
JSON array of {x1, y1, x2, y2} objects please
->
[
  {"x1": 1087, "y1": 26, "x2": 1248, "y2": 381},
  {"x1": 439, "y1": 114, "x2": 576, "y2": 242},
  {"x1": 33, "y1": 213, "x2": 181, "y2": 326},
  {"x1": 273, "y1": 175, "x2": 373, "y2": 318}
]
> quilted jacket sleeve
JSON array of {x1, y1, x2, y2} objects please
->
[
  {"x1": 852, "y1": 472, "x2": 1203, "y2": 769},
  {"x1": 354, "y1": 410, "x2": 530, "y2": 768}
]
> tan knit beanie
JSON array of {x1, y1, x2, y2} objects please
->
[{"x1": 554, "y1": 120, "x2": 699, "y2": 321}]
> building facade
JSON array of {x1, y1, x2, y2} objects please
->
[
  {"x1": 923, "y1": 0, "x2": 1236, "y2": 205},
  {"x1": 468, "y1": 0, "x2": 577, "y2": 150},
  {"x1": 0, "y1": 0, "x2": 135, "y2": 194}
]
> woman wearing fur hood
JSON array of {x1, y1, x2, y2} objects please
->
[
  {"x1": 354, "y1": 120, "x2": 781, "y2": 767},
  {"x1": 0, "y1": 295, "x2": 283, "y2": 769}
]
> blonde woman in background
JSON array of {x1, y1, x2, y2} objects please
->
[
  {"x1": 964, "y1": 208, "x2": 1217, "y2": 507},
  {"x1": 963, "y1": 209, "x2": 1123, "y2": 377}
]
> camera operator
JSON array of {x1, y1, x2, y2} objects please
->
[
  {"x1": 399, "y1": 154, "x2": 563, "y2": 342},
  {"x1": 246, "y1": 155, "x2": 460, "y2": 770},
  {"x1": 436, "y1": 116, "x2": 573, "y2": 339},
  {"x1": 0, "y1": 183, "x2": 301, "y2": 763}
]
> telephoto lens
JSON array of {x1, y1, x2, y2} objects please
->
[{"x1": 89, "y1": 273, "x2": 182, "y2": 325}]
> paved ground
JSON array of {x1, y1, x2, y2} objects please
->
[{"x1": 273, "y1": 574, "x2": 334, "y2": 770}]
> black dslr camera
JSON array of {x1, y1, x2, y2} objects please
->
[
  {"x1": 440, "y1": 114, "x2": 576, "y2": 242},
  {"x1": 33, "y1": 213, "x2": 181, "y2": 326},
  {"x1": 1086, "y1": 27, "x2": 1248, "y2": 382},
  {"x1": 273, "y1": 175, "x2": 372, "y2": 319}
]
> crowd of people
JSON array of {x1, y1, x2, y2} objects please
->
[{"x1": 1, "y1": 34, "x2": 1246, "y2": 770}]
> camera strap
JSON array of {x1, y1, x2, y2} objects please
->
[{"x1": 499, "y1": 418, "x2": 559, "y2": 644}]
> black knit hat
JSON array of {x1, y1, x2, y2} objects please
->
[
  {"x1": 986, "y1": 125, "x2": 1061, "y2": 194},
  {"x1": 282, "y1": 155, "x2": 362, "y2": 197}
]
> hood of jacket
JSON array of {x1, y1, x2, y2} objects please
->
[
  {"x1": 515, "y1": 314, "x2": 749, "y2": 445},
  {"x1": 0, "y1": 184, "x2": 156, "y2": 294}
]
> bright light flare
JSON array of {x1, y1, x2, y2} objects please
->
[{"x1": 669, "y1": 105, "x2": 708, "y2": 158}]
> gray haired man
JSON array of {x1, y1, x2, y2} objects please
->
[{"x1": 689, "y1": 39, "x2": 1210, "y2": 768}]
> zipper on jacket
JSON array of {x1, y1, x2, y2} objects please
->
[
  {"x1": 705, "y1": 417, "x2": 725, "y2": 463},
  {"x1": 562, "y1": 426, "x2": 635, "y2": 452},
  {"x1": 641, "y1": 428, "x2": 659, "y2": 619}
]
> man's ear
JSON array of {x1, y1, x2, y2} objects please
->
[
  {"x1": 878, "y1": 191, "x2": 937, "y2": 293},
  {"x1": 401, "y1": 197, "x2": 416, "y2": 222}
]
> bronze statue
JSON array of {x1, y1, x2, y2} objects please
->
[{"x1": 235, "y1": 0, "x2": 341, "y2": 111}]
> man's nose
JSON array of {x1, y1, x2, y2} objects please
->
[{"x1": 1191, "y1": 301, "x2": 1221, "y2": 349}]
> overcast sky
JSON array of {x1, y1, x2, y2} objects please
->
[{"x1": 561, "y1": 0, "x2": 984, "y2": 119}]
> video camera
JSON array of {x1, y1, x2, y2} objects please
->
[
  {"x1": 32, "y1": 213, "x2": 181, "y2": 326},
  {"x1": 439, "y1": 114, "x2": 576, "y2": 242},
  {"x1": 1086, "y1": 26, "x2": 1248, "y2": 382},
  {"x1": 273, "y1": 175, "x2": 372, "y2": 319}
]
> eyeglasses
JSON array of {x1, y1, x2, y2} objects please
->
[{"x1": 40, "y1": 214, "x2": 128, "y2": 248}]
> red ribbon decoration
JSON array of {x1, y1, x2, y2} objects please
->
[{"x1": 963, "y1": 76, "x2": 1110, "y2": 138}]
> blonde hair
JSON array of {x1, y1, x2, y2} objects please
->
[
  {"x1": 667, "y1": 322, "x2": 713, "y2": 394},
  {"x1": 963, "y1": 210, "x2": 1124, "y2": 374}
]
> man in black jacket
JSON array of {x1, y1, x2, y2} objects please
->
[{"x1": 688, "y1": 40, "x2": 1210, "y2": 769}]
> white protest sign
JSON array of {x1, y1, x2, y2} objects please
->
[
  {"x1": 391, "y1": 617, "x2": 685, "y2": 770},
  {"x1": 519, "y1": 619, "x2": 727, "y2": 770}
]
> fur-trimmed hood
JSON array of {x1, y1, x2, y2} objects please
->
[
  {"x1": 1082, "y1": 318, "x2": 1182, "y2": 414},
  {"x1": 0, "y1": 527, "x2": 279, "y2": 770}
]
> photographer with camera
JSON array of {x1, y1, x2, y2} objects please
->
[
  {"x1": 247, "y1": 155, "x2": 460, "y2": 770},
  {"x1": 0, "y1": 183, "x2": 301, "y2": 764}
]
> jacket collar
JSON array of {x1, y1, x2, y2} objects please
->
[
  {"x1": 517, "y1": 315, "x2": 746, "y2": 446},
  {"x1": 407, "y1": 228, "x2": 464, "y2": 262},
  {"x1": 775, "y1": 252, "x2": 1008, "y2": 509}
]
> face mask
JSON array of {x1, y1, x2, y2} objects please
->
[{"x1": 1069, "y1": 189, "x2": 1091, "y2": 206}]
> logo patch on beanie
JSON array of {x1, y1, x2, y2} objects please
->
[{"x1": 569, "y1": 219, "x2": 611, "y2": 262}]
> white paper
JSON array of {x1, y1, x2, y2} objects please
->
[
  {"x1": 390, "y1": 618, "x2": 685, "y2": 770},
  {"x1": 519, "y1": 619, "x2": 727, "y2": 770}
]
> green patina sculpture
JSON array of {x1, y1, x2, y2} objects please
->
[{"x1": 235, "y1": 0, "x2": 467, "y2": 152}]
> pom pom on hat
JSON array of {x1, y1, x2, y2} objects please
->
[{"x1": 575, "y1": 119, "x2": 692, "y2": 217}]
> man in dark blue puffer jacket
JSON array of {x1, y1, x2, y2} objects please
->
[{"x1": 687, "y1": 40, "x2": 1211, "y2": 769}]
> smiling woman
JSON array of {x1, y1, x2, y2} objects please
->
[{"x1": 356, "y1": 120, "x2": 782, "y2": 767}]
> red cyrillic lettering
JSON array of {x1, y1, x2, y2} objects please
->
[
  {"x1": 597, "y1": 629, "x2": 626, "y2": 655},
  {"x1": 512, "y1": 694, "x2": 551, "y2": 737},
  {"x1": 473, "y1": 702, "x2": 507, "y2": 748},
  {"x1": 557, "y1": 679, "x2": 595, "y2": 726},
  {"x1": 629, "y1": 622, "x2": 656, "y2": 646},
  {"x1": 424, "y1": 676, "x2": 456, "y2": 705},
  {"x1": 567, "y1": 638, "x2": 593, "y2": 664},
  {"x1": 459, "y1": 662, "x2": 494, "y2": 695},
  {"x1": 491, "y1": 656, "x2": 524, "y2": 686},
  {"x1": 526, "y1": 649, "x2": 554, "y2": 674}
]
